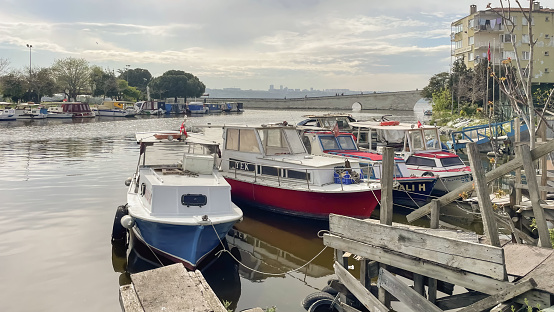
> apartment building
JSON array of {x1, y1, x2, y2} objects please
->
[{"x1": 451, "y1": 2, "x2": 554, "y2": 83}]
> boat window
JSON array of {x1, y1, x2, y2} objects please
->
[
  {"x1": 360, "y1": 164, "x2": 375, "y2": 179},
  {"x1": 283, "y1": 129, "x2": 305, "y2": 154},
  {"x1": 409, "y1": 131, "x2": 425, "y2": 151},
  {"x1": 405, "y1": 156, "x2": 436, "y2": 167},
  {"x1": 226, "y1": 129, "x2": 240, "y2": 151},
  {"x1": 287, "y1": 170, "x2": 310, "y2": 180},
  {"x1": 261, "y1": 166, "x2": 280, "y2": 176},
  {"x1": 181, "y1": 194, "x2": 207, "y2": 207},
  {"x1": 423, "y1": 129, "x2": 441, "y2": 150},
  {"x1": 258, "y1": 128, "x2": 290, "y2": 155},
  {"x1": 239, "y1": 129, "x2": 260, "y2": 153},
  {"x1": 337, "y1": 135, "x2": 357, "y2": 150},
  {"x1": 319, "y1": 136, "x2": 340, "y2": 150},
  {"x1": 441, "y1": 157, "x2": 465, "y2": 167}
]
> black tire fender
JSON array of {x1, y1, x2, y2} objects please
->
[
  {"x1": 308, "y1": 299, "x2": 337, "y2": 312},
  {"x1": 422, "y1": 171, "x2": 435, "y2": 177},
  {"x1": 301, "y1": 292, "x2": 336, "y2": 311},
  {"x1": 111, "y1": 204, "x2": 129, "y2": 244}
]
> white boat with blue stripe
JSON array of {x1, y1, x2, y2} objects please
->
[{"x1": 124, "y1": 129, "x2": 243, "y2": 270}]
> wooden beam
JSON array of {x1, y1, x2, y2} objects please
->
[
  {"x1": 434, "y1": 291, "x2": 489, "y2": 310},
  {"x1": 467, "y1": 142, "x2": 501, "y2": 247},
  {"x1": 377, "y1": 268, "x2": 443, "y2": 312},
  {"x1": 328, "y1": 214, "x2": 506, "y2": 280},
  {"x1": 406, "y1": 137, "x2": 554, "y2": 223},
  {"x1": 323, "y1": 234, "x2": 512, "y2": 295},
  {"x1": 518, "y1": 145, "x2": 552, "y2": 249},
  {"x1": 457, "y1": 279, "x2": 537, "y2": 312},
  {"x1": 430, "y1": 199, "x2": 440, "y2": 229},
  {"x1": 333, "y1": 262, "x2": 389, "y2": 312}
]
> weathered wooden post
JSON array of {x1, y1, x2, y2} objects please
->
[
  {"x1": 467, "y1": 142, "x2": 501, "y2": 247},
  {"x1": 518, "y1": 144, "x2": 552, "y2": 249},
  {"x1": 427, "y1": 199, "x2": 440, "y2": 302},
  {"x1": 378, "y1": 147, "x2": 394, "y2": 306}
]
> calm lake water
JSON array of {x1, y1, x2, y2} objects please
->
[{"x1": 0, "y1": 105, "x2": 483, "y2": 312}]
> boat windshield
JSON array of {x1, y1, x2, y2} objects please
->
[
  {"x1": 320, "y1": 117, "x2": 351, "y2": 130},
  {"x1": 225, "y1": 128, "x2": 261, "y2": 153},
  {"x1": 440, "y1": 157, "x2": 465, "y2": 167},
  {"x1": 319, "y1": 135, "x2": 357, "y2": 151},
  {"x1": 423, "y1": 128, "x2": 442, "y2": 150},
  {"x1": 408, "y1": 130, "x2": 425, "y2": 151},
  {"x1": 257, "y1": 128, "x2": 305, "y2": 155}
]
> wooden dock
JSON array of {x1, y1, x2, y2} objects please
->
[
  {"x1": 119, "y1": 263, "x2": 263, "y2": 312},
  {"x1": 319, "y1": 143, "x2": 554, "y2": 311}
]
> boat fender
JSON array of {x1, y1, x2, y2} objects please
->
[
  {"x1": 124, "y1": 177, "x2": 132, "y2": 186},
  {"x1": 111, "y1": 204, "x2": 129, "y2": 244},
  {"x1": 120, "y1": 215, "x2": 135, "y2": 229},
  {"x1": 308, "y1": 299, "x2": 335, "y2": 312},
  {"x1": 422, "y1": 171, "x2": 435, "y2": 177},
  {"x1": 301, "y1": 292, "x2": 335, "y2": 311}
]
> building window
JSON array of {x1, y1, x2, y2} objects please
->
[
  {"x1": 469, "y1": 36, "x2": 474, "y2": 45},
  {"x1": 522, "y1": 17, "x2": 533, "y2": 25},
  {"x1": 522, "y1": 51, "x2": 530, "y2": 60},
  {"x1": 469, "y1": 52, "x2": 474, "y2": 61},
  {"x1": 453, "y1": 24, "x2": 463, "y2": 33},
  {"x1": 522, "y1": 34, "x2": 530, "y2": 43},
  {"x1": 502, "y1": 34, "x2": 513, "y2": 43},
  {"x1": 469, "y1": 19, "x2": 474, "y2": 28},
  {"x1": 503, "y1": 51, "x2": 516, "y2": 59},
  {"x1": 455, "y1": 40, "x2": 463, "y2": 49}
]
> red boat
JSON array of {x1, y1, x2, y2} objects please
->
[{"x1": 220, "y1": 124, "x2": 381, "y2": 219}]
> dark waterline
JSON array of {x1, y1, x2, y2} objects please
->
[{"x1": 2, "y1": 106, "x2": 487, "y2": 312}]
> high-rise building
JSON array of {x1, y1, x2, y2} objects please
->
[{"x1": 451, "y1": 2, "x2": 554, "y2": 83}]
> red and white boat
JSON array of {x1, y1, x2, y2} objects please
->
[
  {"x1": 220, "y1": 124, "x2": 382, "y2": 219},
  {"x1": 56, "y1": 102, "x2": 95, "y2": 118},
  {"x1": 350, "y1": 120, "x2": 472, "y2": 195}
]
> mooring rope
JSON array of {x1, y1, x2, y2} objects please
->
[{"x1": 209, "y1": 220, "x2": 329, "y2": 277}]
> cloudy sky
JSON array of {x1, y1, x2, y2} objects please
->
[{"x1": 1, "y1": 0, "x2": 551, "y2": 92}]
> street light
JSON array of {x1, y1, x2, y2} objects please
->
[
  {"x1": 125, "y1": 64, "x2": 130, "y2": 82},
  {"x1": 26, "y1": 44, "x2": 32, "y2": 102}
]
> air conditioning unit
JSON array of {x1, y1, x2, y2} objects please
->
[
  {"x1": 546, "y1": 68, "x2": 550, "y2": 73},
  {"x1": 545, "y1": 51, "x2": 550, "y2": 56}
]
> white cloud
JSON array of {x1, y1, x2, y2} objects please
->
[{"x1": 0, "y1": 0, "x2": 508, "y2": 91}]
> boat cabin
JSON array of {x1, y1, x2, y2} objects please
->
[{"x1": 61, "y1": 102, "x2": 95, "y2": 117}]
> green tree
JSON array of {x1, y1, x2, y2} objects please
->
[
  {"x1": 421, "y1": 72, "x2": 450, "y2": 100},
  {"x1": 90, "y1": 66, "x2": 118, "y2": 99},
  {"x1": 432, "y1": 88, "x2": 452, "y2": 111},
  {"x1": 151, "y1": 70, "x2": 205, "y2": 102},
  {"x1": 118, "y1": 68, "x2": 152, "y2": 94},
  {"x1": 51, "y1": 57, "x2": 90, "y2": 101},
  {"x1": 33, "y1": 67, "x2": 57, "y2": 103},
  {"x1": 1, "y1": 71, "x2": 26, "y2": 102}
]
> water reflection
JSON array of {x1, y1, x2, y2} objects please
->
[{"x1": 227, "y1": 205, "x2": 334, "y2": 281}]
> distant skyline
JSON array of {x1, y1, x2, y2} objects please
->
[{"x1": 2, "y1": 0, "x2": 552, "y2": 92}]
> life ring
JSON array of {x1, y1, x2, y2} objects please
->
[
  {"x1": 379, "y1": 121, "x2": 400, "y2": 126},
  {"x1": 422, "y1": 171, "x2": 435, "y2": 177}
]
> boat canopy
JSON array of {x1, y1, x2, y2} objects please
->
[{"x1": 225, "y1": 125, "x2": 307, "y2": 156}]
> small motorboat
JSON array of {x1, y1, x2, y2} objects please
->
[
  {"x1": 0, "y1": 108, "x2": 17, "y2": 121},
  {"x1": 120, "y1": 129, "x2": 243, "y2": 270}
]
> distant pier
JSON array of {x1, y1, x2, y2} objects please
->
[{"x1": 207, "y1": 90, "x2": 423, "y2": 111}]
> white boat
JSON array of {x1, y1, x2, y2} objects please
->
[
  {"x1": 46, "y1": 106, "x2": 73, "y2": 118},
  {"x1": 15, "y1": 103, "x2": 47, "y2": 119},
  {"x1": 220, "y1": 124, "x2": 382, "y2": 219},
  {"x1": 0, "y1": 108, "x2": 17, "y2": 121},
  {"x1": 120, "y1": 130, "x2": 243, "y2": 270},
  {"x1": 134, "y1": 101, "x2": 165, "y2": 115},
  {"x1": 93, "y1": 101, "x2": 137, "y2": 117},
  {"x1": 350, "y1": 120, "x2": 473, "y2": 195}
]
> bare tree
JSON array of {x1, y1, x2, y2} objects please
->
[{"x1": 0, "y1": 58, "x2": 9, "y2": 76}]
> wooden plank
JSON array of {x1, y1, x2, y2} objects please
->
[
  {"x1": 515, "y1": 183, "x2": 554, "y2": 192},
  {"x1": 494, "y1": 215, "x2": 537, "y2": 245},
  {"x1": 520, "y1": 252, "x2": 554, "y2": 294},
  {"x1": 130, "y1": 263, "x2": 227, "y2": 312},
  {"x1": 333, "y1": 262, "x2": 389, "y2": 312},
  {"x1": 457, "y1": 279, "x2": 537, "y2": 312},
  {"x1": 407, "y1": 137, "x2": 554, "y2": 222},
  {"x1": 336, "y1": 302, "x2": 363, "y2": 312},
  {"x1": 467, "y1": 142, "x2": 501, "y2": 247},
  {"x1": 324, "y1": 234, "x2": 511, "y2": 294},
  {"x1": 380, "y1": 147, "x2": 394, "y2": 225},
  {"x1": 119, "y1": 284, "x2": 144, "y2": 312},
  {"x1": 377, "y1": 268, "x2": 443, "y2": 312},
  {"x1": 434, "y1": 292, "x2": 489, "y2": 310},
  {"x1": 430, "y1": 199, "x2": 440, "y2": 229},
  {"x1": 329, "y1": 214, "x2": 506, "y2": 280},
  {"x1": 503, "y1": 243, "x2": 554, "y2": 277},
  {"x1": 519, "y1": 145, "x2": 552, "y2": 248}
]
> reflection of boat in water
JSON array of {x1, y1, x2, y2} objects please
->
[{"x1": 226, "y1": 208, "x2": 333, "y2": 281}]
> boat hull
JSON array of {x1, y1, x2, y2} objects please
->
[
  {"x1": 392, "y1": 178, "x2": 437, "y2": 209},
  {"x1": 433, "y1": 173, "x2": 473, "y2": 195},
  {"x1": 225, "y1": 178, "x2": 380, "y2": 219},
  {"x1": 131, "y1": 217, "x2": 237, "y2": 270}
]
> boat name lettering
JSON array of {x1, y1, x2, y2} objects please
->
[
  {"x1": 229, "y1": 159, "x2": 255, "y2": 172},
  {"x1": 394, "y1": 183, "x2": 426, "y2": 192}
]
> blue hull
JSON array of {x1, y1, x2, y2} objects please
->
[
  {"x1": 132, "y1": 218, "x2": 236, "y2": 270},
  {"x1": 392, "y1": 179, "x2": 437, "y2": 209}
]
